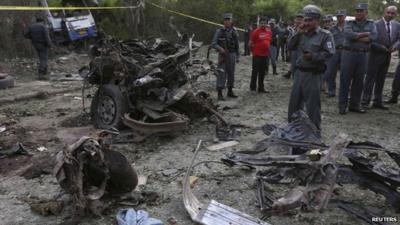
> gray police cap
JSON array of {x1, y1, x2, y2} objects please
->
[
  {"x1": 223, "y1": 13, "x2": 233, "y2": 20},
  {"x1": 296, "y1": 12, "x2": 305, "y2": 18},
  {"x1": 303, "y1": 4, "x2": 322, "y2": 19},
  {"x1": 336, "y1": 9, "x2": 347, "y2": 16},
  {"x1": 323, "y1": 14, "x2": 333, "y2": 21},
  {"x1": 355, "y1": 3, "x2": 368, "y2": 10}
]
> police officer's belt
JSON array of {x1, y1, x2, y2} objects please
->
[
  {"x1": 297, "y1": 65, "x2": 326, "y2": 74},
  {"x1": 336, "y1": 46, "x2": 343, "y2": 50},
  {"x1": 344, "y1": 47, "x2": 369, "y2": 53}
]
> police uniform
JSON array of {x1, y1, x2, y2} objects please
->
[
  {"x1": 324, "y1": 10, "x2": 347, "y2": 97},
  {"x1": 285, "y1": 12, "x2": 304, "y2": 79},
  {"x1": 212, "y1": 13, "x2": 240, "y2": 100},
  {"x1": 321, "y1": 14, "x2": 334, "y2": 91},
  {"x1": 269, "y1": 19, "x2": 279, "y2": 75},
  {"x1": 24, "y1": 18, "x2": 52, "y2": 79},
  {"x1": 338, "y1": 3, "x2": 377, "y2": 114},
  {"x1": 287, "y1": 5, "x2": 335, "y2": 130}
]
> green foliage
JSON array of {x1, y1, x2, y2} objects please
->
[
  {"x1": 93, "y1": 0, "x2": 398, "y2": 42},
  {"x1": 47, "y1": 0, "x2": 63, "y2": 7},
  {"x1": 99, "y1": 0, "x2": 120, "y2": 7}
]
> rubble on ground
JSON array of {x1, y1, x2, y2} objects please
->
[{"x1": 222, "y1": 111, "x2": 400, "y2": 224}]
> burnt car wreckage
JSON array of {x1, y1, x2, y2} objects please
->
[
  {"x1": 80, "y1": 36, "x2": 223, "y2": 141},
  {"x1": 221, "y1": 112, "x2": 400, "y2": 224}
]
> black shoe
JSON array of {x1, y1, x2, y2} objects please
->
[
  {"x1": 283, "y1": 72, "x2": 291, "y2": 79},
  {"x1": 349, "y1": 107, "x2": 366, "y2": 113},
  {"x1": 372, "y1": 104, "x2": 389, "y2": 110},
  {"x1": 258, "y1": 89, "x2": 269, "y2": 93},
  {"x1": 218, "y1": 90, "x2": 225, "y2": 101},
  {"x1": 339, "y1": 108, "x2": 347, "y2": 115},
  {"x1": 273, "y1": 66, "x2": 278, "y2": 75},
  {"x1": 361, "y1": 102, "x2": 369, "y2": 108},
  {"x1": 227, "y1": 89, "x2": 238, "y2": 98},
  {"x1": 385, "y1": 96, "x2": 398, "y2": 104}
]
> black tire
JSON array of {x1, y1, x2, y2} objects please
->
[
  {"x1": 91, "y1": 84, "x2": 129, "y2": 129},
  {"x1": 0, "y1": 76, "x2": 15, "y2": 89}
]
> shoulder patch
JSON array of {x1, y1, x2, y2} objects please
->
[{"x1": 320, "y1": 28, "x2": 331, "y2": 34}]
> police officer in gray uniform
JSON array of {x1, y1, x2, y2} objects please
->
[
  {"x1": 287, "y1": 5, "x2": 335, "y2": 130},
  {"x1": 324, "y1": 10, "x2": 347, "y2": 97},
  {"x1": 338, "y1": 3, "x2": 378, "y2": 114},
  {"x1": 212, "y1": 13, "x2": 240, "y2": 101},
  {"x1": 24, "y1": 17, "x2": 52, "y2": 80},
  {"x1": 284, "y1": 12, "x2": 304, "y2": 79}
]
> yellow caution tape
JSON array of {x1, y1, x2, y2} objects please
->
[
  {"x1": 149, "y1": 2, "x2": 245, "y2": 32},
  {"x1": 0, "y1": 6, "x2": 140, "y2": 11}
]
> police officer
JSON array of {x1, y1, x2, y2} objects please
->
[
  {"x1": 212, "y1": 13, "x2": 240, "y2": 101},
  {"x1": 324, "y1": 10, "x2": 347, "y2": 97},
  {"x1": 321, "y1": 14, "x2": 334, "y2": 93},
  {"x1": 338, "y1": 3, "x2": 378, "y2": 114},
  {"x1": 322, "y1": 14, "x2": 334, "y2": 30},
  {"x1": 287, "y1": 5, "x2": 335, "y2": 130},
  {"x1": 24, "y1": 17, "x2": 52, "y2": 80},
  {"x1": 244, "y1": 23, "x2": 253, "y2": 56},
  {"x1": 284, "y1": 12, "x2": 304, "y2": 79},
  {"x1": 268, "y1": 19, "x2": 279, "y2": 75}
]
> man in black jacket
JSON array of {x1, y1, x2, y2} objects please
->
[{"x1": 25, "y1": 17, "x2": 52, "y2": 80}]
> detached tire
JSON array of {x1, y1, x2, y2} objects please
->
[
  {"x1": 91, "y1": 84, "x2": 129, "y2": 129},
  {"x1": 0, "y1": 76, "x2": 15, "y2": 89}
]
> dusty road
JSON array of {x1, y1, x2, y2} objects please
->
[{"x1": 0, "y1": 47, "x2": 399, "y2": 225}]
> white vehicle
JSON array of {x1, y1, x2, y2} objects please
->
[{"x1": 39, "y1": 0, "x2": 97, "y2": 44}]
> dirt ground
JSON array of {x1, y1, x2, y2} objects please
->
[{"x1": 0, "y1": 46, "x2": 400, "y2": 225}]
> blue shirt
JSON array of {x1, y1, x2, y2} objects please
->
[
  {"x1": 330, "y1": 25, "x2": 345, "y2": 48},
  {"x1": 343, "y1": 19, "x2": 378, "y2": 50}
]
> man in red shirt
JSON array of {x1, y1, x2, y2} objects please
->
[{"x1": 250, "y1": 17, "x2": 272, "y2": 93}]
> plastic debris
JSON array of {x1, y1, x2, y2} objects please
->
[{"x1": 116, "y1": 209, "x2": 163, "y2": 225}]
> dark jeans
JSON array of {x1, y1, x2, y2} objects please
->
[
  {"x1": 362, "y1": 51, "x2": 391, "y2": 105},
  {"x1": 34, "y1": 43, "x2": 48, "y2": 75},
  {"x1": 277, "y1": 41, "x2": 286, "y2": 61},
  {"x1": 244, "y1": 38, "x2": 250, "y2": 55},
  {"x1": 250, "y1": 56, "x2": 268, "y2": 91}
]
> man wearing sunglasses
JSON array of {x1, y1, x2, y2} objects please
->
[
  {"x1": 338, "y1": 3, "x2": 378, "y2": 115},
  {"x1": 287, "y1": 5, "x2": 335, "y2": 131}
]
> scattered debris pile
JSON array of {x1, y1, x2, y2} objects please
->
[
  {"x1": 223, "y1": 111, "x2": 400, "y2": 224},
  {"x1": 183, "y1": 141, "x2": 271, "y2": 225},
  {"x1": 83, "y1": 37, "x2": 217, "y2": 141},
  {"x1": 54, "y1": 132, "x2": 138, "y2": 223}
]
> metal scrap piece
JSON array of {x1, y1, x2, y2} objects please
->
[
  {"x1": 123, "y1": 112, "x2": 188, "y2": 136},
  {"x1": 183, "y1": 141, "x2": 271, "y2": 225}
]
